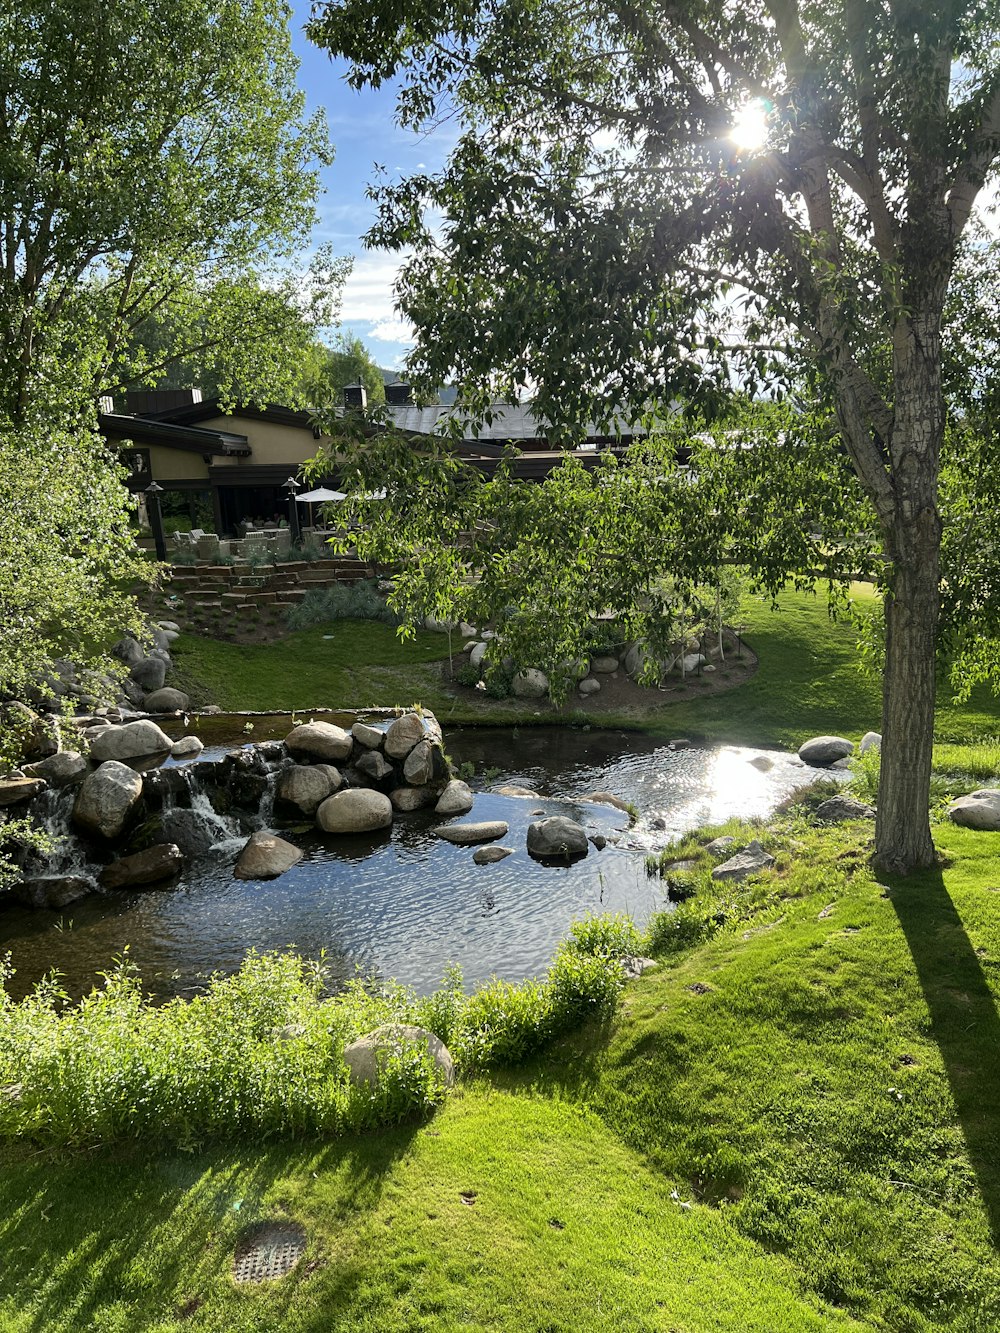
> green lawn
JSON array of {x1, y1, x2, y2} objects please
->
[{"x1": 3, "y1": 814, "x2": 1000, "y2": 1329}]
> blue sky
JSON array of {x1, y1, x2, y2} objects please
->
[{"x1": 288, "y1": 1, "x2": 454, "y2": 370}]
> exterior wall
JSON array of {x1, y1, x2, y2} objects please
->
[
  {"x1": 195, "y1": 416, "x2": 330, "y2": 471},
  {"x1": 140, "y1": 445, "x2": 210, "y2": 482}
]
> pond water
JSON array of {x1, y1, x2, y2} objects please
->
[{"x1": 0, "y1": 725, "x2": 833, "y2": 1001}]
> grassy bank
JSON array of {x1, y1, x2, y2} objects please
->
[
  {"x1": 3, "y1": 809, "x2": 1000, "y2": 1329},
  {"x1": 169, "y1": 586, "x2": 1000, "y2": 745}
]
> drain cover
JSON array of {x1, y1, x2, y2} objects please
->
[{"x1": 233, "y1": 1221, "x2": 307, "y2": 1284}]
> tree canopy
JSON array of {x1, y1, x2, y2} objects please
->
[
  {"x1": 310, "y1": 0, "x2": 1000, "y2": 873},
  {"x1": 302, "y1": 332, "x2": 389, "y2": 409}
]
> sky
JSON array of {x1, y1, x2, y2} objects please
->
[{"x1": 287, "y1": 1, "x2": 454, "y2": 370}]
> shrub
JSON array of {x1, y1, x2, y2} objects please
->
[
  {"x1": 285, "y1": 579, "x2": 400, "y2": 631},
  {"x1": 850, "y1": 746, "x2": 881, "y2": 805},
  {"x1": 564, "y1": 913, "x2": 644, "y2": 960},
  {"x1": 483, "y1": 667, "x2": 512, "y2": 699},
  {"x1": 454, "y1": 662, "x2": 481, "y2": 687}
]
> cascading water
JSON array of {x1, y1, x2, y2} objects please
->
[{"x1": 26, "y1": 786, "x2": 91, "y2": 879}]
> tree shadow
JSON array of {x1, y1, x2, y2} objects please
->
[
  {"x1": 0, "y1": 1120, "x2": 420, "y2": 1331},
  {"x1": 889, "y1": 865, "x2": 1000, "y2": 1246}
]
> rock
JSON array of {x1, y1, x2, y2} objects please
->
[
  {"x1": 585, "y1": 791, "x2": 631, "y2": 813},
  {"x1": 99, "y1": 843, "x2": 184, "y2": 889},
  {"x1": 473, "y1": 845, "x2": 513, "y2": 864},
  {"x1": 0, "y1": 777, "x2": 47, "y2": 806},
  {"x1": 170, "y1": 736, "x2": 204, "y2": 759},
  {"x1": 111, "y1": 635, "x2": 145, "y2": 666},
  {"x1": 143, "y1": 687, "x2": 190, "y2": 713},
  {"x1": 73, "y1": 761, "x2": 144, "y2": 838},
  {"x1": 860, "y1": 731, "x2": 882, "y2": 753},
  {"x1": 234, "y1": 831, "x2": 303, "y2": 880},
  {"x1": 278, "y1": 764, "x2": 342, "y2": 815},
  {"x1": 424, "y1": 615, "x2": 456, "y2": 633},
  {"x1": 343, "y1": 1024, "x2": 454, "y2": 1088},
  {"x1": 22, "y1": 752, "x2": 88, "y2": 787},
  {"x1": 356, "y1": 751, "x2": 394, "y2": 783},
  {"x1": 578, "y1": 678, "x2": 601, "y2": 696},
  {"x1": 11, "y1": 875, "x2": 95, "y2": 910},
  {"x1": 948, "y1": 789, "x2": 1000, "y2": 831},
  {"x1": 815, "y1": 795, "x2": 876, "y2": 823},
  {"x1": 434, "y1": 820, "x2": 509, "y2": 845},
  {"x1": 678, "y1": 653, "x2": 707, "y2": 673},
  {"x1": 623, "y1": 642, "x2": 645, "y2": 676},
  {"x1": 90, "y1": 720, "x2": 173, "y2": 763},
  {"x1": 317, "y1": 788, "x2": 393, "y2": 833},
  {"x1": 129, "y1": 656, "x2": 167, "y2": 693},
  {"x1": 748, "y1": 755, "x2": 774, "y2": 772},
  {"x1": 711, "y1": 840, "x2": 776, "y2": 882},
  {"x1": 384, "y1": 712, "x2": 427, "y2": 759},
  {"x1": 159, "y1": 807, "x2": 226, "y2": 856},
  {"x1": 351, "y1": 722, "x2": 385, "y2": 750},
  {"x1": 591, "y1": 655, "x2": 620, "y2": 673},
  {"x1": 120, "y1": 678, "x2": 147, "y2": 708},
  {"x1": 798, "y1": 735, "x2": 854, "y2": 766},
  {"x1": 491, "y1": 785, "x2": 539, "y2": 798},
  {"x1": 703, "y1": 836, "x2": 735, "y2": 857},
  {"x1": 527, "y1": 815, "x2": 589, "y2": 861},
  {"x1": 390, "y1": 786, "x2": 438, "y2": 811},
  {"x1": 590, "y1": 834, "x2": 607, "y2": 850},
  {"x1": 621, "y1": 956, "x2": 658, "y2": 980},
  {"x1": 435, "y1": 779, "x2": 474, "y2": 816},
  {"x1": 702, "y1": 664, "x2": 716, "y2": 673},
  {"x1": 512, "y1": 668, "x2": 548, "y2": 699},
  {"x1": 157, "y1": 621, "x2": 181, "y2": 633},
  {"x1": 285, "y1": 720, "x2": 353, "y2": 762},
  {"x1": 403, "y1": 740, "x2": 441, "y2": 786},
  {"x1": 469, "y1": 642, "x2": 489, "y2": 670},
  {"x1": 458, "y1": 622, "x2": 477, "y2": 638}
]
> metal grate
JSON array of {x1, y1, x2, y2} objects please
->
[{"x1": 232, "y1": 1222, "x2": 307, "y2": 1284}]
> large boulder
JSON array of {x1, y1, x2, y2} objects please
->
[
  {"x1": 815, "y1": 795, "x2": 876, "y2": 823},
  {"x1": 473, "y1": 845, "x2": 514, "y2": 864},
  {"x1": 434, "y1": 820, "x2": 508, "y2": 846},
  {"x1": 22, "y1": 751, "x2": 88, "y2": 787},
  {"x1": 342, "y1": 1024, "x2": 454, "y2": 1088},
  {"x1": 948, "y1": 790, "x2": 1000, "y2": 831},
  {"x1": 390, "y1": 786, "x2": 438, "y2": 812},
  {"x1": 860, "y1": 731, "x2": 882, "y2": 754},
  {"x1": 73, "y1": 761, "x2": 143, "y2": 839},
  {"x1": 0, "y1": 777, "x2": 46, "y2": 807},
  {"x1": 90, "y1": 720, "x2": 173, "y2": 764},
  {"x1": 711, "y1": 840, "x2": 776, "y2": 882},
  {"x1": 512, "y1": 668, "x2": 548, "y2": 699},
  {"x1": 278, "y1": 764, "x2": 342, "y2": 815},
  {"x1": 591, "y1": 655, "x2": 620, "y2": 674},
  {"x1": 798, "y1": 735, "x2": 854, "y2": 767},
  {"x1": 469, "y1": 641, "x2": 489, "y2": 670},
  {"x1": 129, "y1": 656, "x2": 167, "y2": 693},
  {"x1": 285, "y1": 721, "x2": 353, "y2": 763},
  {"x1": 99, "y1": 843, "x2": 184, "y2": 889},
  {"x1": 234, "y1": 831, "x2": 303, "y2": 880},
  {"x1": 435, "y1": 779, "x2": 474, "y2": 816},
  {"x1": 351, "y1": 722, "x2": 385, "y2": 750},
  {"x1": 171, "y1": 736, "x2": 204, "y2": 759},
  {"x1": 143, "y1": 687, "x2": 190, "y2": 713},
  {"x1": 578, "y1": 678, "x2": 601, "y2": 696},
  {"x1": 316, "y1": 788, "x2": 393, "y2": 833},
  {"x1": 356, "y1": 751, "x2": 394, "y2": 783},
  {"x1": 111, "y1": 635, "x2": 144, "y2": 666},
  {"x1": 384, "y1": 712, "x2": 426, "y2": 760},
  {"x1": 526, "y1": 815, "x2": 589, "y2": 862},
  {"x1": 11, "y1": 875, "x2": 95, "y2": 910}
]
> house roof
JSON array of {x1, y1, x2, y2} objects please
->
[{"x1": 98, "y1": 412, "x2": 251, "y2": 456}]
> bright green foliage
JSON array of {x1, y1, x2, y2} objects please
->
[{"x1": 301, "y1": 332, "x2": 388, "y2": 409}]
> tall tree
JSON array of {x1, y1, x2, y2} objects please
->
[
  {"x1": 302, "y1": 332, "x2": 388, "y2": 408},
  {"x1": 0, "y1": 0, "x2": 329, "y2": 703},
  {"x1": 311, "y1": 0, "x2": 1000, "y2": 873}
]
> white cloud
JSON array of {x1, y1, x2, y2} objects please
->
[
  {"x1": 339, "y1": 251, "x2": 408, "y2": 323},
  {"x1": 366, "y1": 316, "x2": 414, "y2": 344}
]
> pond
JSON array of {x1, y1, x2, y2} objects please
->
[{"x1": 0, "y1": 724, "x2": 834, "y2": 1001}]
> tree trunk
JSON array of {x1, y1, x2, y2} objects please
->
[{"x1": 873, "y1": 310, "x2": 945, "y2": 875}]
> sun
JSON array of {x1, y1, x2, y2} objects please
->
[{"x1": 729, "y1": 101, "x2": 770, "y2": 152}]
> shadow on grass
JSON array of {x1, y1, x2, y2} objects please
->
[
  {"x1": 0, "y1": 1121, "x2": 420, "y2": 1331},
  {"x1": 891, "y1": 867, "x2": 1000, "y2": 1247}
]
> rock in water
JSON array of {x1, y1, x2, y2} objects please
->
[
  {"x1": 473, "y1": 845, "x2": 514, "y2": 864},
  {"x1": 233, "y1": 832, "x2": 303, "y2": 880},
  {"x1": 285, "y1": 721, "x2": 353, "y2": 762},
  {"x1": 390, "y1": 786, "x2": 438, "y2": 811},
  {"x1": 99, "y1": 844, "x2": 184, "y2": 889},
  {"x1": 316, "y1": 788, "x2": 393, "y2": 833},
  {"x1": 435, "y1": 780, "x2": 474, "y2": 816},
  {"x1": 351, "y1": 722, "x2": 385, "y2": 750},
  {"x1": 0, "y1": 777, "x2": 46, "y2": 807},
  {"x1": 797, "y1": 735, "x2": 854, "y2": 766},
  {"x1": 356, "y1": 751, "x2": 394, "y2": 783},
  {"x1": 711, "y1": 841, "x2": 776, "y2": 882},
  {"x1": 11, "y1": 876, "x2": 95, "y2": 910},
  {"x1": 947, "y1": 790, "x2": 1000, "y2": 831},
  {"x1": 384, "y1": 712, "x2": 427, "y2": 759},
  {"x1": 143, "y1": 687, "x2": 190, "y2": 713},
  {"x1": 170, "y1": 736, "x2": 204, "y2": 759},
  {"x1": 434, "y1": 820, "x2": 508, "y2": 846},
  {"x1": 72, "y1": 761, "x2": 143, "y2": 839},
  {"x1": 22, "y1": 752, "x2": 88, "y2": 787},
  {"x1": 90, "y1": 720, "x2": 173, "y2": 763},
  {"x1": 526, "y1": 815, "x2": 589, "y2": 861},
  {"x1": 342, "y1": 1024, "x2": 454, "y2": 1087},
  {"x1": 278, "y1": 764, "x2": 342, "y2": 815}
]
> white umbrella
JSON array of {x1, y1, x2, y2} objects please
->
[{"x1": 295, "y1": 487, "x2": 346, "y2": 502}]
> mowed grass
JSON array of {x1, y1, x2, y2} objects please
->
[
  {"x1": 4, "y1": 815, "x2": 1000, "y2": 1329},
  {"x1": 168, "y1": 585, "x2": 1000, "y2": 744}
]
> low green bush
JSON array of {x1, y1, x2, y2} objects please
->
[
  {"x1": 454, "y1": 662, "x2": 481, "y2": 687},
  {"x1": 286, "y1": 579, "x2": 401, "y2": 631},
  {"x1": 483, "y1": 666, "x2": 512, "y2": 699}
]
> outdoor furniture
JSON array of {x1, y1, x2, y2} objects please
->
[
  {"x1": 273, "y1": 528, "x2": 292, "y2": 554},
  {"x1": 196, "y1": 533, "x2": 220, "y2": 561}
]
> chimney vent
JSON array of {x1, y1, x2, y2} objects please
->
[
  {"x1": 343, "y1": 384, "x2": 367, "y2": 410},
  {"x1": 384, "y1": 382, "x2": 413, "y2": 406}
]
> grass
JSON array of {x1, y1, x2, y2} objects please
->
[
  {"x1": 4, "y1": 812, "x2": 1000, "y2": 1329},
  {"x1": 168, "y1": 585, "x2": 1000, "y2": 744}
]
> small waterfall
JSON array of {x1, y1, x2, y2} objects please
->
[
  {"x1": 158, "y1": 768, "x2": 242, "y2": 856},
  {"x1": 28, "y1": 787, "x2": 89, "y2": 878}
]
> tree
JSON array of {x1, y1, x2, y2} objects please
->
[
  {"x1": 302, "y1": 333, "x2": 388, "y2": 408},
  {"x1": 0, "y1": 0, "x2": 329, "y2": 703},
  {"x1": 310, "y1": 0, "x2": 1000, "y2": 874}
]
